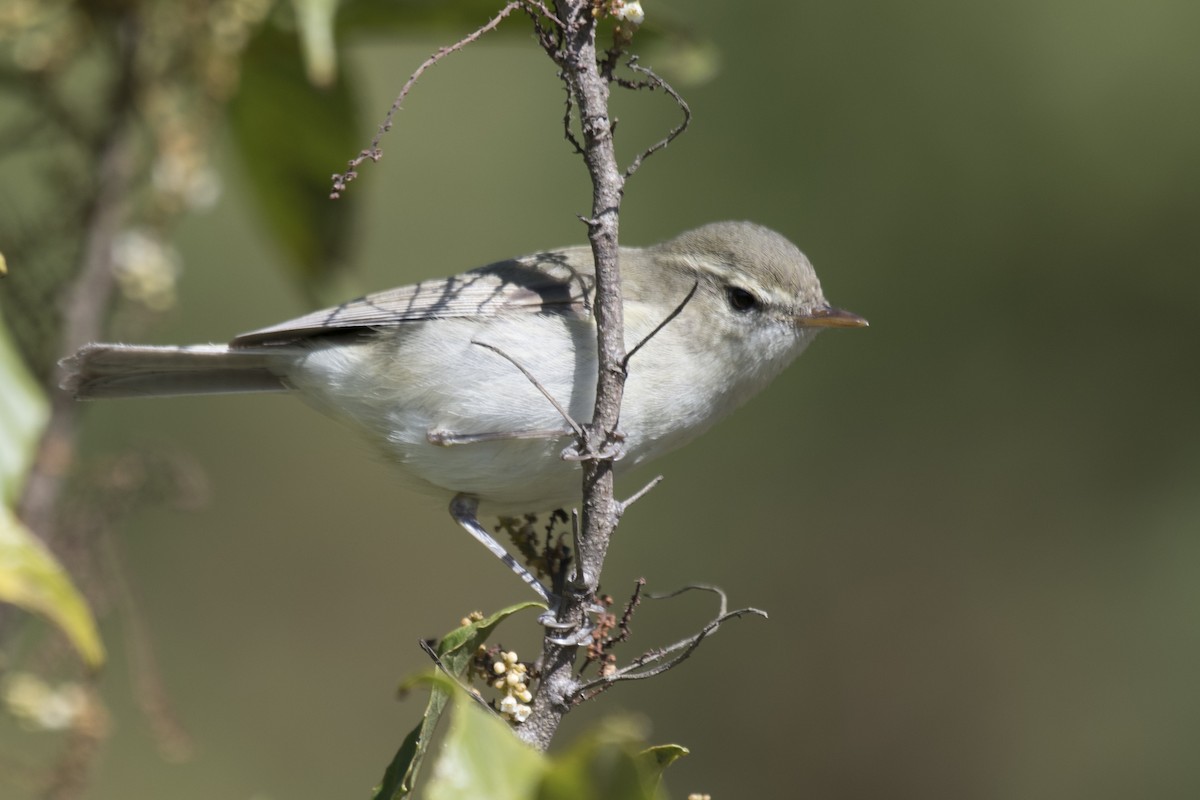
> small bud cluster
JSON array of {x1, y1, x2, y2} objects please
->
[
  {"x1": 613, "y1": 1, "x2": 646, "y2": 25},
  {"x1": 472, "y1": 643, "x2": 535, "y2": 724},
  {"x1": 3, "y1": 672, "x2": 90, "y2": 732},
  {"x1": 594, "y1": 1, "x2": 646, "y2": 26},
  {"x1": 490, "y1": 649, "x2": 533, "y2": 723},
  {"x1": 111, "y1": 229, "x2": 182, "y2": 312}
]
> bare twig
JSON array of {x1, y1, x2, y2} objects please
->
[
  {"x1": 417, "y1": 640, "x2": 502, "y2": 716},
  {"x1": 618, "y1": 475, "x2": 663, "y2": 514},
  {"x1": 622, "y1": 280, "x2": 698, "y2": 370},
  {"x1": 471, "y1": 339, "x2": 585, "y2": 439},
  {"x1": 330, "y1": 1, "x2": 562, "y2": 198},
  {"x1": 612, "y1": 577, "x2": 646, "y2": 646},
  {"x1": 619, "y1": 56, "x2": 692, "y2": 180},
  {"x1": 572, "y1": 585, "x2": 768, "y2": 701}
]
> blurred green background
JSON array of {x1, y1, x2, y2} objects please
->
[{"x1": 7, "y1": 0, "x2": 1200, "y2": 798}]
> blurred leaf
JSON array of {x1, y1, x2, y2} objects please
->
[
  {"x1": 0, "y1": 310, "x2": 103, "y2": 668},
  {"x1": 537, "y1": 717, "x2": 664, "y2": 800},
  {"x1": 372, "y1": 601, "x2": 543, "y2": 800},
  {"x1": 0, "y1": 308, "x2": 47, "y2": 507},
  {"x1": 291, "y1": 0, "x2": 341, "y2": 87},
  {"x1": 227, "y1": 24, "x2": 361, "y2": 302},
  {"x1": 416, "y1": 690, "x2": 684, "y2": 800},
  {"x1": 0, "y1": 506, "x2": 106, "y2": 669},
  {"x1": 424, "y1": 689, "x2": 544, "y2": 800},
  {"x1": 637, "y1": 744, "x2": 689, "y2": 789},
  {"x1": 639, "y1": 31, "x2": 720, "y2": 86}
]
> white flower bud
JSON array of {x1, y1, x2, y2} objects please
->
[{"x1": 616, "y1": 1, "x2": 645, "y2": 25}]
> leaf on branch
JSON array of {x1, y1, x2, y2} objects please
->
[{"x1": 371, "y1": 601, "x2": 543, "y2": 800}]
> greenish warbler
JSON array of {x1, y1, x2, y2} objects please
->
[{"x1": 62, "y1": 221, "x2": 866, "y2": 601}]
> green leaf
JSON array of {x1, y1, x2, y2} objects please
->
[
  {"x1": 536, "y1": 718, "x2": 662, "y2": 800},
  {"x1": 0, "y1": 505, "x2": 106, "y2": 669},
  {"x1": 435, "y1": 601, "x2": 544, "y2": 671},
  {"x1": 0, "y1": 311, "x2": 104, "y2": 668},
  {"x1": 639, "y1": 32, "x2": 720, "y2": 87},
  {"x1": 291, "y1": 0, "x2": 341, "y2": 87},
  {"x1": 0, "y1": 308, "x2": 47, "y2": 507},
  {"x1": 371, "y1": 602, "x2": 543, "y2": 800},
  {"x1": 227, "y1": 24, "x2": 361, "y2": 303},
  {"x1": 390, "y1": 683, "x2": 687, "y2": 800},
  {"x1": 637, "y1": 744, "x2": 689, "y2": 790},
  {"x1": 424, "y1": 692, "x2": 545, "y2": 800}
]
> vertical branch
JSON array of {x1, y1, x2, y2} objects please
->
[
  {"x1": 18, "y1": 16, "x2": 140, "y2": 544},
  {"x1": 518, "y1": 0, "x2": 628, "y2": 749}
]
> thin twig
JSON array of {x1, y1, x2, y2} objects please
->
[
  {"x1": 619, "y1": 56, "x2": 692, "y2": 180},
  {"x1": 471, "y1": 339, "x2": 585, "y2": 439},
  {"x1": 572, "y1": 586, "x2": 767, "y2": 700},
  {"x1": 612, "y1": 577, "x2": 646, "y2": 646},
  {"x1": 646, "y1": 583, "x2": 731, "y2": 612},
  {"x1": 617, "y1": 475, "x2": 663, "y2": 515},
  {"x1": 417, "y1": 639, "x2": 503, "y2": 717},
  {"x1": 622, "y1": 280, "x2": 698, "y2": 370},
  {"x1": 330, "y1": 1, "x2": 561, "y2": 198}
]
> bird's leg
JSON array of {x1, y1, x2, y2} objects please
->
[
  {"x1": 449, "y1": 494, "x2": 592, "y2": 644},
  {"x1": 450, "y1": 494, "x2": 553, "y2": 603}
]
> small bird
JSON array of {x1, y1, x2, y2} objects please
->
[{"x1": 62, "y1": 221, "x2": 866, "y2": 602}]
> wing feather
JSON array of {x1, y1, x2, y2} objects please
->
[{"x1": 232, "y1": 253, "x2": 595, "y2": 348}]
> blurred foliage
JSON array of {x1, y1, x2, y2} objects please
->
[
  {"x1": 0, "y1": 312, "x2": 103, "y2": 669},
  {"x1": 0, "y1": 506, "x2": 106, "y2": 670},
  {"x1": 0, "y1": 310, "x2": 46, "y2": 508},
  {"x1": 2, "y1": 1, "x2": 1197, "y2": 800},
  {"x1": 0, "y1": 0, "x2": 273, "y2": 380},
  {"x1": 0, "y1": 1, "x2": 718, "y2": 797},
  {"x1": 0, "y1": 0, "x2": 715, "y2": 377},
  {"x1": 421, "y1": 686, "x2": 681, "y2": 800},
  {"x1": 227, "y1": 22, "x2": 361, "y2": 303}
]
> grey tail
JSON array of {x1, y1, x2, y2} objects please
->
[{"x1": 60, "y1": 343, "x2": 292, "y2": 399}]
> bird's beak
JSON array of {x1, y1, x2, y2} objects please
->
[{"x1": 795, "y1": 306, "x2": 869, "y2": 328}]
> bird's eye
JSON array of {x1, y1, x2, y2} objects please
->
[{"x1": 725, "y1": 286, "x2": 760, "y2": 313}]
